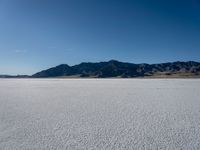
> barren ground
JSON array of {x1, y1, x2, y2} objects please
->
[{"x1": 0, "y1": 79, "x2": 200, "y2": 150}]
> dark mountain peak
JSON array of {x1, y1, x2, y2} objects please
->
[
  {"x1": 56, "y1": 64, "x2": 71, "y2": 67},
  {"x1": 108, "y1": 59, "x2": 119, "y2": 63}
]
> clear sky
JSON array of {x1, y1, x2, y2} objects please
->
[{"x1": 0, "y1": 0, "x2": 200, "y2": 75}]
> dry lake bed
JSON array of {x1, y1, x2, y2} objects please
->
[{"x1": 0, "y1": 79, "x2": 200, "y2": 150}]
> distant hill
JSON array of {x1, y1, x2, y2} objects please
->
[
  {"x1": 0, "y1": 75, "x2": 30, "y2": 78},
  {"x1": 32, "y1": 60, "x2": 200, "y2": 78}
]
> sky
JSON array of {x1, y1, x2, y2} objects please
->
[{"x1": 0, "y1": 0, "x2": 200, "y2": 75}]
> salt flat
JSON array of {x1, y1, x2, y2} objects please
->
[{"x1": 0, "y1": 79, "x2": 200, "y2": 150}]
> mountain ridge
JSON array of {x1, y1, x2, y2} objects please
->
[{"x1": 32, "y1": 60, "x2": 200, "y2": 78}]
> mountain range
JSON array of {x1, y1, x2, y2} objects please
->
[{"x1": 31, "y1": 60, "x2": 200, "y2": 78}]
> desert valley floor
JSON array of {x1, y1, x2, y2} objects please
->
[{"x1": 0, "y1": 79, "x2": 200, "y2": 150}]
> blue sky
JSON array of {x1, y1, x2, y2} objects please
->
[{"x1": 0, "y1": 0, "x2": 200, "y2": 75}]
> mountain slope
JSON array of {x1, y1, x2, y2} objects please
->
[
  {"x1": 32, "y1": 60, "x2": 200, "y2": 78},
  {"x1": 32, "y1": 64, "x2": 76, "y2": 77}
]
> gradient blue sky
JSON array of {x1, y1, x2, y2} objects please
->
[{"x1": 0, "y1": 0, "x2": 200, "y2": 75}]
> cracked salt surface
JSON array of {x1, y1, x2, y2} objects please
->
[{"x1": 0, "y1": 79, "x2": 200, "y2": 150}]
